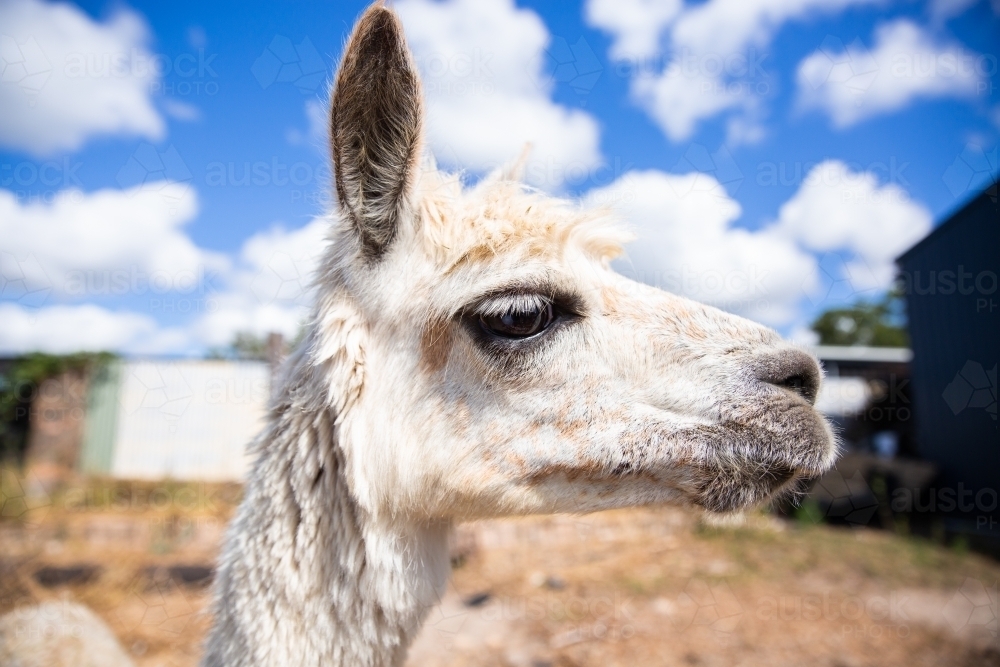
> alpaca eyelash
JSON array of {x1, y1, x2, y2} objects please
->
[{"x1": 475, "y1": 293, "x2": 550, "y2": 318}]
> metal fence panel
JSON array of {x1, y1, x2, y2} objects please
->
[{"x1": 110, "y1": 360, "x2": 269, "y2": 481}]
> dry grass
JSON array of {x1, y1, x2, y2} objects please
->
[{"x1": 1, "y1": 473, "x2": 998, "y2": 667}]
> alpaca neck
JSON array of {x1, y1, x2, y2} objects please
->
[{"x1": 203, "y1": 378, "x2": 451, "y2": 666}]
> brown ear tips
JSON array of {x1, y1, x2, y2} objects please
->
[{"x1": 353, "y1": 3, "x2": 406, "y2": 48}]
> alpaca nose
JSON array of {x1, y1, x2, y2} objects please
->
[{"x1": 753, "y1": 349, "x2": 821, "y2": 405}]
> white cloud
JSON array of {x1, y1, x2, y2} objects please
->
[
  {"x1": 725, "y1": 112, "x2": 768, "y2": 147},
  {"x1": 0, "y1": 213, "x2": 330, "y2": 355},
  {"x1": 774, "y1": 160, "x2": 932, "y2": 286},
  {"x1": 584, "y1": 0, "x2": 682, "y2": 60},
  {"x1": 796, "y1": 19, "x2": 984, "y2": 127},
  {"x1": 162, "y1": 98, "x2": 200, "y2": 122},
  {"x1": 587, "y1": 170, "x2": 817, "y2": 325},
  {"x1": 0, "y1": 302, "x2": 187, "y2": 354},
  {"x1": 191, "y1": 216, "x2": 329, "y2": 347},
  {"x1": 670, "y1": 0, "x2": 877, "y2": 57},
  {"x1": 396, "y1": 0, "x2": 601, "y2": 189},
  {"x1": 0, "y1": 172, "x2": 330, "y2": 354},
  {"x1": 584, "y1": 160, "x2": 933, "y2": 329},
  {"x1": 586, "y1": 0, "x2": 877, "y2": 141},
  {"x1": 631, "y1": 68, "x2": 742, "y2": 143},
  {"x1": 0, "y1": 0, "x2": 165, "y2": 156},
  {"x1": 0, "y1": 183, "x2": 228, "y2": 299},
  {"x1": 0, "y1": 162, "x2": 934, "y2": 355}
]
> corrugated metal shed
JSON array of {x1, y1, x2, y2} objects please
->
[
  {"x1": 80, "y1": 360, "x2": 269, "y2": 481},
  {"x1": 807, "y1": 345, "x2": 915, "y2": 457},
  {"x1": 896, "y1": 188, "x2": 998, "y2": 514},
  {"x1": 80, "y1": 360, "x2": 122, "y2": 474}
]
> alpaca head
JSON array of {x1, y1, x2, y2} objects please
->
[{"x1": 318, "y1": 4, "x2": 837, "y2": 524}]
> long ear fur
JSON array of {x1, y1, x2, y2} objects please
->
[{"x1": 330, "y1": 4, "x2": 423, "y2": 258}]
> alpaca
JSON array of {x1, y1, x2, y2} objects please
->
[{"x1": 202, "y1": 4, "x2": 837, "y2": 666}]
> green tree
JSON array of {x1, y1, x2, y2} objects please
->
[
  {"x1": 811, "y1": 290, "x2": 909, "y2": 347},
  {"x1": 207, "y1": 332, "x2": 270, "y2": 361},
  {"x1": 207, "y1": 325, "x2": 308, "y2": 361},
  {"x1": 0, "y1": 352, "x2": 114, "y2": 463}
]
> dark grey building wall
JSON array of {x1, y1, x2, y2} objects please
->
[{"x1": 897, "y1": 188, "x2": 998, "y2": 519}]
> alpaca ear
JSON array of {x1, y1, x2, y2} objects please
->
[
  {"x1": 331, "y1": 4, "x2": 423, "y2": 258},
  {"x1": 500, "y1": 142, "x2": 534, "y2": 182}
]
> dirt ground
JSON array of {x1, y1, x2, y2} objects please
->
[{"x1": 1, "y1": 473, "x2": 998, "y2": 667}]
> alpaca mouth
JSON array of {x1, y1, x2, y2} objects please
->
[
  {"x1": 681, "y1": 412, "x2": 836, "y2": 513},
  {"x1": 691, "y1": 408, "x2": 838, "y2": 512},
  {"x1": 511, "y1": 406, "x2": 836, "y2": 515},
  {"x1": 692, "y1": 460, "x2": 801, "y2": 514}
]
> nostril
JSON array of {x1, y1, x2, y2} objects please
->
[
  {"x1": 754, "y1": 350, "x2": 821, "y2": 405},
  {"x1": 778, "y1": 374, "x2": 808, "y2": 398}
]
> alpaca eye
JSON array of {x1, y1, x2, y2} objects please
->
[{"x1": 479, "y1": 301, "x2": 554, "y2": 339}]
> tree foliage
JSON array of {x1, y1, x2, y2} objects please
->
[
  {"x1": 0, "y1": 352, "x2": 115, "y2": 463},
  {"x1": 207, "y1": 332, "x2": 270, "y2": 361},
  {"x1": 810, "y1": 291, "x2": 909, "y2": 347},
  {"x1": 207, "y1": 327, "x2": 308, "y2": 361}
]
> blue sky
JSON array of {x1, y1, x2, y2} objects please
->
[{"x1": 1, "y1": 0, "x2": 998, "y2": 355}]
